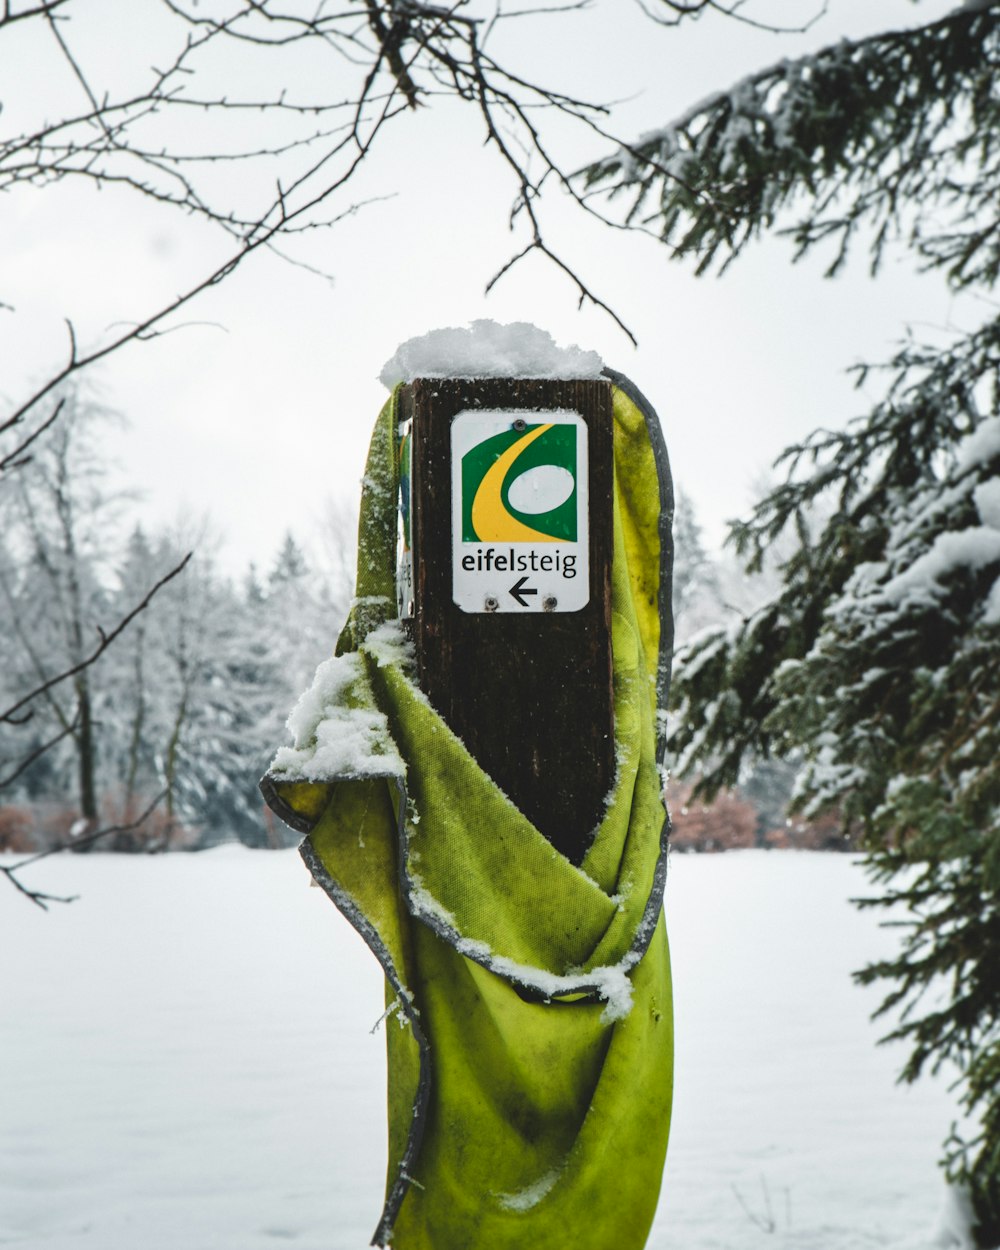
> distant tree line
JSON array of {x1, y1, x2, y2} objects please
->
[{"x1": 0, "y1": 385, "x2": 350, "y2": 854}]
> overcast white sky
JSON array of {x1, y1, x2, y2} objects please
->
[{"x1": 2, "y1": 0, "x2": 969, "y2": 580}]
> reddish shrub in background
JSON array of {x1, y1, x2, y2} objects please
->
[
  {"x1": 668, "y1": 781, "x2": 757, "y2": 852},
  {"x1": 0, "y1": 806, "x2": 36, "y2": 854},
  {"x1": 30, "y1": 803, "x2": 86, "y2": 850},
  {"x1": 1, "y1": 795, "x2": 195, "y2": 856}
]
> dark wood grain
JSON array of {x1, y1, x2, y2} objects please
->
[{"x1": 406, "y1": 377, "x2": 614, "y2": 864}]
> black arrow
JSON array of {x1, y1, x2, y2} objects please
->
[{"x1": 509, "y1": 576, "x2": 538, "y2": 608}]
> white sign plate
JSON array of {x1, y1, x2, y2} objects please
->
[{"x1": 451, "y1": 409, "x2": 589, "y2": 614}]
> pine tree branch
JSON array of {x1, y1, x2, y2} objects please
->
[{"x1": 580, "y1": 5, "x2": 1000, "y2": 286}]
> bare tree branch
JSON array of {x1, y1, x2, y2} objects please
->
[
  {"x1": 0, "y1": 713, "x2": 79, "y2": 789},
  {"x1": 0, "y1": 0, "x2": 70, "y2": 28},
  {"x1": 0, "y1": 398, "x2": 65, "y2": 474},
  {"x1": 634, "y1": 0, "x2": 827, "y2": 34},
  {"x1": 1, "y1": 554, "x2": 193, "y2": 727},
  {"x1": 0, "y1": 0, "x2": 682, "y2": 355}
]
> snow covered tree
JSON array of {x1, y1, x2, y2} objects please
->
[
  {"x1": 110, "y1": 527, "x2": 160, "y2": 820},
  {"x1": 0, "y1": 383, "x2": 193, "y2": 878},
  {"x1": 125, "y1": 532, "x2": 254, "y2": 845},
  {"x1": 127, "y1": 527, "x2": 349, "y2": 849},
  {"x1": 581, "y1": 3, "x2": 1000, "y2": 1241},
  {"x1": 0, "y1": 459, "x2": 353, "y2": 857},
  {"x1": 671, "y1": 489, "x2": 725, "y2": 644},
  {"x1": 0, "y1": 387, "x2": 123, "y2": 830},
  {"x1": 268, "y1": 534, "x2": 309, "y2": 589}
]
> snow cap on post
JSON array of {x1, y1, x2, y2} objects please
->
[{"x1": 379, "y1": 320, "x2": 604, "y2": 387}]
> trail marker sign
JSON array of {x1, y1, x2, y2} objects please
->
[
  {"x1": 451, "y1": 409, "x2": 590, "y2": 614},
  {"x1": 400, "y1": 377, "x2": 614, "y2": 863}
]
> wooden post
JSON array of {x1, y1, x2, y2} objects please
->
[{"x1": 402, "y1": 377, "x2": 614, "y2": 865}]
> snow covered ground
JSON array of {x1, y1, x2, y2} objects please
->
[{"x1": 1, "y1": 848, "x2": 966, "y2": 1249}]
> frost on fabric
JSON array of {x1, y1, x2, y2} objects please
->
[
  {"x1": 379, "y1": 320, "x2": 604, "y2": 387},
  {"x1": 269, "y1": 651, "x2": 404, "y2": 781},
  {"x1": 406, "y1": 874, "x2": 636, "y2": 1023},
  {"x1": 363, "y1": 619, "x2": 416, "y2": 671},
  {"x1": 496, "y1": 1167, "x2": 563, "y2": 1212}
]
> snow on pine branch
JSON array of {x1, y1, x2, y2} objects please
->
[
  {"x1": 668, "y1": 379, "x2": 1000, "y2": 814},
  {"x1": 579, "y1": 5, "x2": 1000, "y2": 283},
  {"x1": 822, "y1": 414, "x2": 1000, "y2": 626}
]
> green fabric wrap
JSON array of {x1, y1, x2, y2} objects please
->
[{"x1": 261, "y1": 373, "x2": 674, "y2": 1250}]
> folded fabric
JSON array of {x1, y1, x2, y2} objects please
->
[{"x1": 261, "y1": 371, "x2": 675, "y2": 1249}]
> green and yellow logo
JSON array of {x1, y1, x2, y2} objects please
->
[{"x1": 461, "y1": 423, "x2": 577, "y2": 543}]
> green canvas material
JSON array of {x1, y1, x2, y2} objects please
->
[{"x1": 261, "y1": 372, "x2": 674, "y2": 1250}]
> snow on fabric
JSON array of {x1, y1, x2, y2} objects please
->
[
  {"x1": 378, "y1": 320, "x2": 604, "y2": 387},
  {"x1": 269, "y1": 642, "x2": 404, "y2": 781},
  {"x1": 496, "y1": 1168, "x2": 563, "y2": 1213},
  {"x1": 361, "y1": 618, "x2": 417, "y2": 671},
  {"x1": 406, "y1": 872, "x2": 637, "y2": 1023}
]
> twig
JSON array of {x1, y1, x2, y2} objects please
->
[
  {"x1": 0, "y1": 398, "x2": 65, "y2": 474},
  {"x1": 732, "y1": 1176, "x2": 777, "y2": 1234},
  {"x1": 1, "y1": 790, "x2": 168, "y2": 909},
  {"x1": 0, "y1": 554, "x2": 192, "y2": 726},
  {"x1": 0, "y1": 714, "x2": 80, "y2": 789}
]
